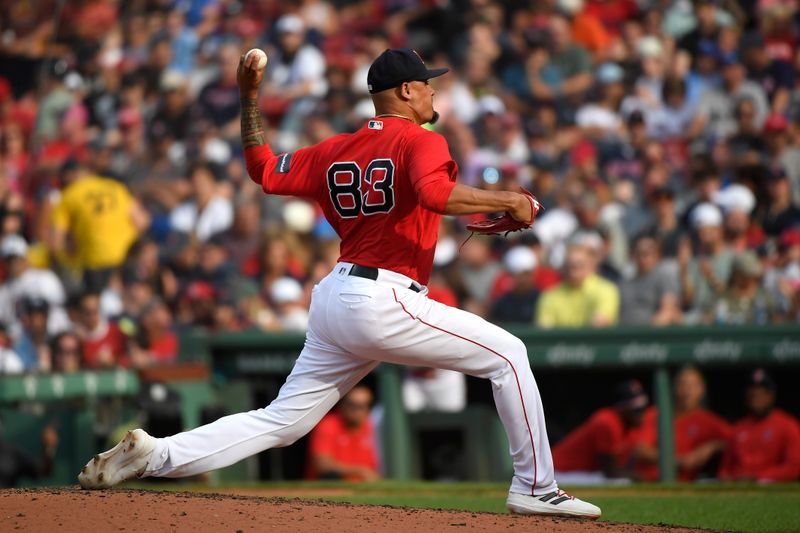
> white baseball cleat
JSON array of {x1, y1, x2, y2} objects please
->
[
  {"x1": 78, "y1": 428, "x2": 157, "y2": 489},
  {"x1": 507, "y1": 490, "x2": 602, "y2": 519}
]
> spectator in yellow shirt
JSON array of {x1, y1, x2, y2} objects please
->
[
  {"x1": 536, "y1": 243, "x2": 620, "y2": 327},
  {"x1": 49, "y1": 160, "x2": 150, "y2": 291}
]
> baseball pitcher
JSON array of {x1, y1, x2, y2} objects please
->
[{"x1": 78, "y1": 48, "x2": 600, "y2": 519}]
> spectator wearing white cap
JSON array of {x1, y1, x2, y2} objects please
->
[
  {"x1": 713, "y1": 183, "x2": 757, "y2": 253},
  {"x1": 489, "y1": 246, "x2": 541, "y2": 324},
  {"x1": 619, "y1": 234, "x2": 682, "y2": 326},
  {"x1": 264, "y1": 14, "x2": 328, "y2": 144},
  {"x1": 270, "y1": 277, "x2": 309, "y2": 332},
  {"x1": 0, "y1": 235, "x2": 69, "y2": 341},
  {"x1": 570, "y1": 228, "x2": 623, "y2": 283},
  {"x1": 680, "y1": 202, "x2": 736, "y2": 323}
]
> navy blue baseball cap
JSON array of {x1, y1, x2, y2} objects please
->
[
  {"x1": 367, "y1": 48, "x2": 449, "y2": 94},
  {"x1": 614, "y1": 379, "x2": 648, "y2": 410},
  {"x1": 747, "y1": 368, "x2": 777, "y2": 392}
]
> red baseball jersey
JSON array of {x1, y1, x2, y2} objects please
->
[
  {"x1": 719, "y1": 409, "x2": 800, "y2": 482},
  {"x1": 552, "y1": 407, "x2": 639, "y2": 472},
  {"x1": 306, "y1": 411, "x2": 379, "y2": 481},
  {"x1": 245, "y1": 117, "x2": 458, "y2": 284},
  {"x1": 634, "y1": 407, "x2": 733, "y2": 481}
]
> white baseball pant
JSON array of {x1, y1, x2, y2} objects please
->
[{"x1": 145, "y1": 263, "x2": 557, "y2": 496}]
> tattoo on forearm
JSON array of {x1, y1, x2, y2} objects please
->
[{"x1": 240, "y1": 98, "x2": 266, "y2": 148}]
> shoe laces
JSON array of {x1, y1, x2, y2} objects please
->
[{"x1": 555, "y1": 489, "x2": 574, "y2": 500}]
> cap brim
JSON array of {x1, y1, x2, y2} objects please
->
[
  {"x1": 369, "y1": 67, "x2": 451, "y2": 93},
  {"x1": 421, "y1": 67, "x2": 449, "y2": 80}
]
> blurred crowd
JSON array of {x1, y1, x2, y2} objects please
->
[{"x1": 1, "y1": 0, "x2": 800, "y2": 374}]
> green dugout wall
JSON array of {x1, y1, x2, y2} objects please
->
[
  {"x1": 2, "y1": 325, "x2": 798, "y2": 484},
  {"x1": 192, "y1": 324, "x2": 800, "y2": 482}
]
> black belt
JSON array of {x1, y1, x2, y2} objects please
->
[{"x1": 348, "y1": 264, "x2": 422, "y2": 293}]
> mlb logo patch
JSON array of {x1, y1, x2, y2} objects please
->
[{"x1": 368, "y1": 120, "x2": 384, "y2": 130}]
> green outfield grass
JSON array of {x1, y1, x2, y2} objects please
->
[{"x1": 132, "y1": 481, "x2": 800, "y2": 533}]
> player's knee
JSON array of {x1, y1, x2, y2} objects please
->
[
  {"x1": 507, "y1": 336, "x2": 530, "y2": 368},
  {"x1": 486, "y1": 335, "x2": 530, "y2": 382}
]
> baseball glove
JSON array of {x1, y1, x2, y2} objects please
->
[{"x1": 465, "y1": 188, "x2": 543, "y2": 236}]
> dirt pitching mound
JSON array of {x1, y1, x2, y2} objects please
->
[{"x1": 1, "y1": 488, "x2": 703, "y2": 532}]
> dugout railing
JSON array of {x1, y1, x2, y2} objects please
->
[{"x1": 2, "y1": 324, "x2": 798, "y2": 485}]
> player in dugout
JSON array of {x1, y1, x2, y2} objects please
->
[
  {"x1": 633, "y1": 366, "x2": 733, "y2": 481},
  {"x1": 719, "y1": 369, "x2": 800, "y2": 483},
  {"x1": 77, "y1": 47, "x2": 601, "y2": 519},
  {"x1": 306, "y1": 384, "x2": 380, "y2": 482},
  {"x1": 552, "y1": 379, "x2": 650, "y2": 483}
]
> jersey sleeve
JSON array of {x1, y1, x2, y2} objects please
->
[
  {"x1": 245, "y1": 144, "x2": 321, "y2": 199},
  {"x1": 638, "y1": 407, "x2": 659, "y2": 446},
  {"x1": 592, "y1": 411, "x2": 623, "y2": 456},
  {"x1": 405, "y1": 132, "x2": 458, "y2": 213},
  {"x1": 707, "y1": 412, "x2": 734, "y2": 442}
]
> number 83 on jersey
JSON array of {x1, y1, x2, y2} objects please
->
[{"x1": 326, "y1": 159, "x2": 395, "y2": 218}]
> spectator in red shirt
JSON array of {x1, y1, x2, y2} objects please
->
[
  {"x1": 306, "y1": 385, "x2": 380, "y2": 482},
  {"x1": 77, "y1": 291, "x2": 128, "y2": 369},
  {"x1": 553, "y1": 380, "x2": 649, "y2": 481},
  {"x1": 130, "y1": 298, "x2": 178, "y2": 368},
  {"x1": 720, "y1": 369, "x2": 800, "y2": 483},
  {"x1": 634, "y1": 367, "x2": 733, "y2": 481}
]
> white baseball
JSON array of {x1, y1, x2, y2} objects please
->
[{"x1": 245, "y1": 48, "x2": 268, "y2": 70}]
